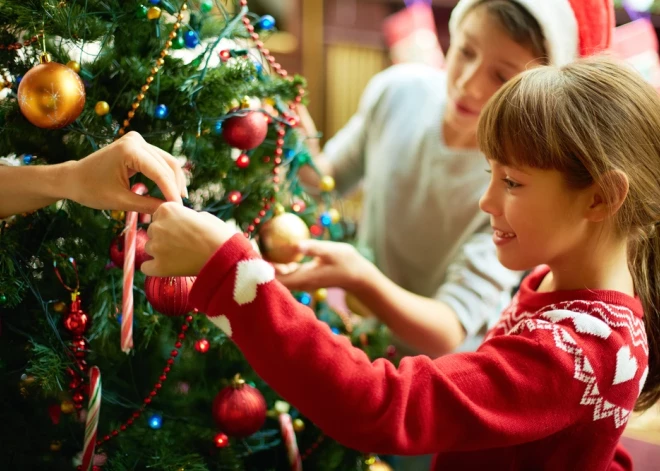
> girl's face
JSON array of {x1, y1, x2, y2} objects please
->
[
  {"x1": 479, "y1": 161, "x2": 596, "y2": 272},
  {"x1": 444, "y1": 6, "x2": 542, "y2": 134}
]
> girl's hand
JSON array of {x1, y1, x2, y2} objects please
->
[
  {"x1": 274, "y1": 240, "x2": 373, "y2": 292},
  {"x1": 141, "y1": 203, "x2": 235, "y2": 277}
]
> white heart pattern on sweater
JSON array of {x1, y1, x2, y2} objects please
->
[
  {"x1": 613, "y1": 345, "x2": 638, "y2": 386},
  {"x1": 209, "y1": 315, "x2": 233, "y2": 337},
  {"x1": 542, "y1": 310, "x2": 612, "y2": 339},
  {"x1": 233, "y1": 258, "x2": 275, "y2": 305}
]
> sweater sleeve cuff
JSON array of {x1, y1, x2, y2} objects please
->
[{"x1": 189, "y1": 233, "x2": 260, "y2": 314}]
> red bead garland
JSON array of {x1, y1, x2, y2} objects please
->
[
  {"x1": 95, "y1": 314, "x2": 194, "y2": 447},
  {"x1": 224, "y1": 0, "x2": 306, "y2": 240}
]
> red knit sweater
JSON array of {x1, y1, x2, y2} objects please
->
[{"x1": 190, "y1": 235, "x2": 648, "y2": 470}]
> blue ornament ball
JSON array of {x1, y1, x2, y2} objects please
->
[
  {"x1": 258, "y1": 15, "x2": 276, "y2": 31},
  {"x1": 149, "y1": 0, "x2": 161, "y2": 4},
  {"x1": 154, "y1": 104, "x2": 169, "y2": 119},
  {"x1": 184, "y1": 31, "x2": 200, "y2": 48},
  {"x1": 319, "y1": 212, "x2": 332, "y2": 227},
  {"x1": 298, "y1": 292, "x2": 312, "y2": 306},
  {"x1": 22, "y1": 154, "x2": 33, "y2": 164},
  {"x1": 148, "y1": 414, "x2": 163, "y2": 429}
]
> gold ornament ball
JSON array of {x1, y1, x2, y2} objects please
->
[
  {"x1": 50, "y1": 440, "x2": 62, "y2": 452},
  {"x1": 66, "y1": 60, "x2": 81, "y2": 74},
  {"x1": 292, "y1": 418, "x2": 305, "y2": 432},
  {"x1": 313, "y1": 288, "x2": 328, "y2": 302},
  {"x1": 147, "y1": 6, "x2": 162, "y2": 20},
  {"x1": 328, "y1": 208, "x2": 341, "y2": 224},
  {"x1": 95, "y1": 101, "x2": 110, "y2": 116},
  {"x1": 258, "y1": 213, "x2": 310, "y2": 264},
  {"x1": 60, "y1": 400, "x2": 75, "y2": 414},
  {"x1": 110, "y1": 210, "x2": 125, "y2": 221},
  {"x1": 17, "y1": 55, "x2": 86, "y2": 129},
  {"x1": 320, "y1": 175, "x2": 335, "y2": 193},
  {"x1": 53, "y1": 301, "x2": 67, "y2": 313}
]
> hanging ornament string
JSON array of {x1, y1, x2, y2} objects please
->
[{"x1": 117, "y1": 2, "x2": 189, "y2": 137}]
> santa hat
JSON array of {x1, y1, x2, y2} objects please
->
[{"x1": 449, "y1": 0, "x2": 614, "y2": 66}]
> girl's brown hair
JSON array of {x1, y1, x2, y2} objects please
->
[
  {"x1": 478, "y1": 57, "x2": 660, "y2": 411},
  {"x1": 468, "y1": 0, "x2": 547, "y2": 62}
]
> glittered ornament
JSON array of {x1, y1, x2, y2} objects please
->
[
  {"x1": 222, "y1": 111, "x2": 268, "y2": 150},
  {"x1": 17, "y1": 54, "x2": 86, "y2": 129},
  {"x1": 63, "y1": 307, "x2": 89, "y2": 336},
  {"x1": 212, "y1": 375, "x2": 267, "y2": 437},
  {"x1": 109, "y1": 228, "x2": 151, "y2": 270},
  {"x1": 144, "y1": 276, "x2": 196, "y2": 316},
  {"x1": 258, "y1": 212, "x2": 310, "y2": 264}
]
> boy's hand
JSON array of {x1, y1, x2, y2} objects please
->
[
  {"x1": 274, "y1": 240, "x2": 372, "y2": 292},
  {"x1": 141, "y1": 203, "x2": 235, "y2": 277}
]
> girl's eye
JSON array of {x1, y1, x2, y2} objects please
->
[{"x1": 502, "y1": 177, "x2": 521, "y2": 189}]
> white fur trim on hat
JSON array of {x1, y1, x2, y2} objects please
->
[{"x1": 449, "y1": 0, "x2": 579, "y2": 66}]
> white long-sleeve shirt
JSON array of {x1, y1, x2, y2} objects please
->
[{"x1": 324, "y1": 63, "x2": 521, "y2": 344}]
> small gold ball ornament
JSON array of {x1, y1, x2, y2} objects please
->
[
  {"x1": 328, "y1": 208, "x2": 341, "y2": 224},
  {"x1": 313, "y1": 288, "x2": 328, "y2": 302},
  {"x1": 147, "y1": 6, "x2": 162, "y2": 20},
  {"x1": 110, "y1": 210, "x2": 125, "y2": 221},
  {"x1": 258, "y1": 213, "x2": 310, "y2": 264},
  {"x1": 319, "y1": 175, "x2": 335, "y2": 193},
  {"x1": 95, "y1": 101, "x2": 110, "y2": 116},
  {"x1": 50, "y1": 440, "x2": 62, "y2": 451},
  {"x1": 53, "y1": 301, "x2": 67, "y2": 313},
  {"x1": 60, "y1": 400, "x2": 75, "y2": 414},
  {"x1": 17, "y1": 54, "x2": 86, "y2": 129},
  {"x1": 292, "y1": 418, "x2": 305, "y2": 432},
  {"x1": 66, "y1": 60, "x2": 81, "y2": 73}
]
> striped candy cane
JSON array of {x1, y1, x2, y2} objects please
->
[
  {"x1": 80, "y1": 366, "x2": 102, "y2": 471},
  {"x1": 279, "y1": 413, "x2": 302, "y2": 471},
  {"x1": 121, "y1": 183, "x2": 148, "y2": 353}
]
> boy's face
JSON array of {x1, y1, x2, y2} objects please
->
[{"x1": 445, "y1": 7, "x2": 542, "y2": 133}]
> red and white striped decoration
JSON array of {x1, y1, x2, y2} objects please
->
[
  {"x1": 80, "y1": 366, "x2": 102, "y2": 471},
  {"x1": 121, "y1": 183, "x2": 148, "y2": 353},
  {"x1": 279, "y1": 413, "x2": 302, "y2": 471}
]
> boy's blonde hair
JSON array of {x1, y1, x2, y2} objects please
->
[{"x1": 478, "y1": 57, "x2": 660, "y2": 411}]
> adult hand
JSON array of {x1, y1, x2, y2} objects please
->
[{"x1": 64, "y1": 131, "x2": 187, "y2": 214}]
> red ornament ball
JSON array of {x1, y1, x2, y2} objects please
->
[
  {"x1": 214, "y1": 432, "x2": 230, "y2": 448},
  {"x1": 212, "y1": 375, "x2": 267, "y2": 437},
  {"x1": 195, "y1": 339, "x2": 210, "y2": 353},
  {"x1": 222, "y1": 111, "x2": 268, "y2": 150},
  {"x1": 227, "y1": 190, "x2": 242, "y2": 204},
  {"x1": 144, "y1": 276, "x2": 196, "y2": 316},
  {"x1": 236, "y1": 153, "x2": 250, "y2": 169},
  {"x1": 109, "y1": 229, "x2": 152, "y2": 270},
  {"x1": 63, "y1": 310, "x2": 89, "y2": 336}
]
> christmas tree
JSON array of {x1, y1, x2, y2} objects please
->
[{"x1": 0, "y1": 1, "x2": 391, "y2": 469}]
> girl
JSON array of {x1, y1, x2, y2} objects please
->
[
  {"x1": 143, "y1": 57, "x2": 655, "y2": 469},
  {"x1": 294, "y1": 0, "x2": 614, "y2": 358}
]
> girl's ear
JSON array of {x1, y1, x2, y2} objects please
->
[{"x1": 585, "y1": 170, "x2": 629, "y2": 222}]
